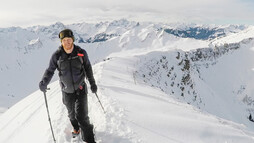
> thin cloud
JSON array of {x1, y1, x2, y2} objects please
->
[{"x1": 0, "y1": 0, "x2": 254, "y2": 28}]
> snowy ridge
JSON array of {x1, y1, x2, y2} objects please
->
[
  {"x1": 0, "y1": 52, "x2": 254, "y2": 143},
  {"x1": 1, "y1": 19, "x2": 254, "y2": 142},
  {"x1": 1, "y1": 54, "x2": 254, "y2": 143}
]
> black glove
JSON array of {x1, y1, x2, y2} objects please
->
[
  {"x1": 39, "y1": 81, "x2": 47, "y2": 92},
  {"x1": 90, "y1": 84, "x2": 97, "y2": 93}
]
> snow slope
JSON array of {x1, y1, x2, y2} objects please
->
[
  {"x1": 1, "y1": 20, "x2": 254, "y2": 143},
  {"x1": 134, "y1": 38, "x2": 254, "y2": 131},
  {"x1": 1, "y1": 54, "x2": 254, "y2": 143}
]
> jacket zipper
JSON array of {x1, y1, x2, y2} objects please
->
[{"x1": 69, "y1": 57, "x2": 76, "y2": 91}]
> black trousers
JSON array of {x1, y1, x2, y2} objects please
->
[{"x1": 62, "y1": 83, "x2": 96, "y2": 143}]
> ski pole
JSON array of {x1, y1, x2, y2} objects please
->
[
  {"x1": 95, "y1": 93, "x2": 106, "y2": 114},
  {"x1": 43, "y1": 91, "x2": 56, "y2": 143}
]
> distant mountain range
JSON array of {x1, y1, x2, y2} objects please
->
[{"x1": 0, "y1": 19, "x2": 250, "y2": 113}]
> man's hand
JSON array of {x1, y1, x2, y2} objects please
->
[
  {"x1": 90, "y1": 84, "x2": 97, "y2": 93},
  {"x1": 39, "y1": 81, "x2": 47, "y2": 92}
]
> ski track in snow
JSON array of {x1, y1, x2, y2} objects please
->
[{"x1": 93, "y1": 56, "x2": 254, "y2": 143}]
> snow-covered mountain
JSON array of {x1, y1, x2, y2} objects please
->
[
  {"x1": 1, "y1": 19, "x2": 254, "y2": 142},
  {"x1": 135, "y1": 38, "x2": 254, "y2": 125}
]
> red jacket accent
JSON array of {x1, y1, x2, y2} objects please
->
[{"x1": 77, "y1": 53, "x2": 84, "y2": 57}]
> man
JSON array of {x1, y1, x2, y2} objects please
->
[{"x1": 39, "y1": 29, "x2": 97, "y2": 143}]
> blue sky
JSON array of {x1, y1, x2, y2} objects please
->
[{"x1": 0, "y1": 0, "x2": 254, "y2": 28}]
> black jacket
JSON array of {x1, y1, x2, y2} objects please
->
[{"x1": 41, "y1": 45, "x2": 95, "y2": 93}]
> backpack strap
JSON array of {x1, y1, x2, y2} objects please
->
[
  {"x1": 76, "y1": 47, "x2": 86, "y2": 78},
  {"x1": 55, "y1": 47, "x2": 62, "y2": 74},
  {"x1": 77, "y1": 53, "x2": 84, "y2": 64},
  {"x1": 77, "y1": 47, "x2": 84, "y2": 63}
]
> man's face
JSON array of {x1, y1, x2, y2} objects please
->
[{"x1": 61, "y1": 37, "x2": 73, "y2": 51}]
